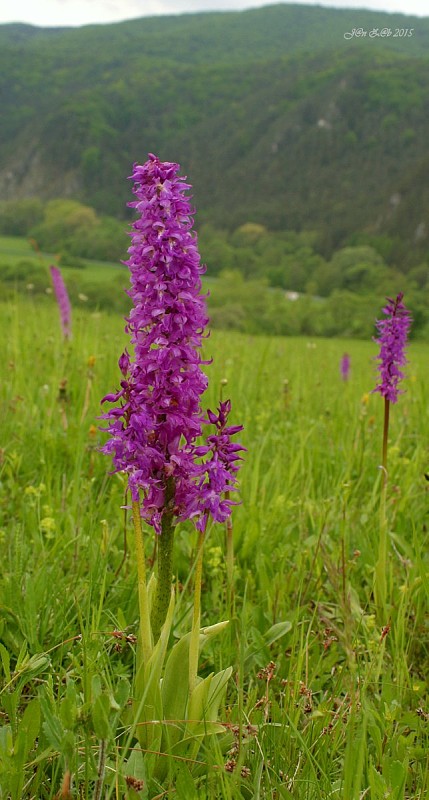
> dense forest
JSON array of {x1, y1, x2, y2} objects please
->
[
  {"x1": 1, "y1": 4, "x2": 429, "y2": 266},
  {"x1": 1, "y1": 3, "x2": 429, "y2": 339}
]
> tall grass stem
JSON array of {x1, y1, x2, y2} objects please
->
[
  {"x1": 150, "y1": 490, "x2": 175, "y2": 643},
  {"x1": 375, "y1": 397, "x2": 390, "y2": 617},
  {"x1": 225, "y1": 492, "x2": 234, "y2": 614}
]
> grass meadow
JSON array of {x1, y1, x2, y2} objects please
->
[{"x1": 0, "y1": 293, "x2": 428, "y2": 799}]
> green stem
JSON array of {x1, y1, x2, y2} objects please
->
[
  {"x1": 93, "y1": 738, "x2": 107, "y2": 800},
  {"x1": 382, "y1": 396, "x2": 390, "y2": 482},
  {"x1": 375, "y1": 397, "x2": 389, "y2": 618},
  {"x1": 151, "y1": 478, "x2": 176, "y2": 642},
  {"x1": 225, "y1": 492, "x2": 234, "y2": 615},
  {"x1": 132, "y1": 501, "x2": 152, "y2": 664},
  {"x1": 189, "y1": 527, "x2": 205, "y2": 696}
]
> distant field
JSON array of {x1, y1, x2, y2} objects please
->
[
  {"x1": 0, "y1": 233, "x2": 126, "y2": 282},
  {"x1": 0, "y1": 234, "x2": 217, "y2": 290}
]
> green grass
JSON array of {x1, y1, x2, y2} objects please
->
[
  {"x1": 0, "y1": 232, "x2": 125, "y2": 277},
  {"x1": 0, "y1": 296, "x2": 428, "y2": 799}
]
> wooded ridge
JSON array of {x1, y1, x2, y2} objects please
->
[{"x1": 1, "y1": 4, "x2": 429, "y2": 264}]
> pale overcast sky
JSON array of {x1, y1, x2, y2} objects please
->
[{"x1": 0, "y1": 0, "x2": 427, "y2": 28}]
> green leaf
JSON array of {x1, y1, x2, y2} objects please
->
[
  {"x1": 8, "y1": 699, "x2": 41, "y2": 800},
  {"x1": 116, "y1": 608, "x2": 128, "y2": 631},
  {"x1": 147, "y1": 573, "x2": 157, "y2": 616},
  {"x1": 124, "y1": 748, "x2": 145, "y2": 782},
  {"x1": 264, "y1": 621, "x2": 292, "y2": 646},
  {"x1": 187, "y1": 674, "x2": 213, "y2": 730},
  {"x1": 127, "y1": 790, "x2": 143, "y2": 800},
  {"x1": 367, "y1": 712, "x2": 383, "y2": 763},
  {"x1": 115, "y1": 678, "x2": 131, "y2": 710},
  {"x1": 0, "y1": 724, "x2": 13, "y2": 757},
  {"x1": 19, "y1": 697, "x2": 40, "y2": 752},
  {"x1": 161, "y1": 633, "x2": 191, "y2": 726},
  {"x1": 369, "y1": 763, "x2": 386, "y2": 798},
  {"x1": 174, "y1": 763, "x2": 199, "y2": 798},
  {"x1": 0, "y1": 643, "x2": 11, "y2": 682},
  {"x1": 92, "y1": 693, "x2": 111, "y2": 740},
  {"x1": 205, "y1": 666, "x2": 233, "y2": 722},
  {"x1": 135, "y1": 587, "x2": 175, "y2": 703},
  {"x1": 134, "y1": 589, "x2": 175, "y2": 755},
  {"x1": 60, "y1": 680, "x2": 78, "y2": 730},
  {"x1": 15, "y1": 641, "x2": 28, "y2": 671},
  {"x1": 200, "y1": 620, "x2": 229, "y2": 638},
  {"x1": 91, "y1": 674, "x2": 102, "y2": 702},
  {"x1": 61, "y1": 730, "x2": 77, "y2": 764},
  {"x1": 186, "y1": 667, "x2": 232, "y2": 746},
  {"x1": 15, "y1": 654, "x2": 50, "y2": 695},
  {"x1": 40, "y1": 688, "x2": 65, "y2": 751},
  {"x1": 0, "y1": 608, "x2": 24, "y2": 656},
  {"x1": 386, "y1": 758, "x2": 407, "y2": 798}
]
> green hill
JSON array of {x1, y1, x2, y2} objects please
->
[{"x1": 1, "y1": 4, "x2": 429, "y2": 264}]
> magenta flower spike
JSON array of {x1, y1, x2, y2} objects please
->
[
  {"x1": 50, "y1": 265, "x2": 72, "y2": 339},
  {"x1": 373, "y1": 293, "x2": 411, "y2": 404},
  {"x1": 340, "y1": 352, "x2": 350, "y2": 382},
  {"x1": 102, "y1": 154, "x2": 244, "y2": 647},
  {"x1": 372, "y1": 293, "x2": 411, "y2": 617},
  {"x1": 193, "y1": 400, "x2": 245, "y2": 530},
  {"x1": 101, "y1": 155, "x2": 243, "y2": 534}
]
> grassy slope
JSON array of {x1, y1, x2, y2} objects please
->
[
  {"x1": 0, "y1": 296, "x2": 428, "y2": 796},
  {"x1": 0, "y1": 234, "x2": 123, "y2": 277}
]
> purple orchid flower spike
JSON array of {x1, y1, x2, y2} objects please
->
[
  {"x1": 373, "y1": 293, "x2": 411, "y2": 403},
  {"x1": 340, "y1": 353, "x2": 350, "y2": 382},
  {"x1": 50, "y1": 265, "x2": 72, "y2": 339},
  {"x1": 193, "y1": 400, "x2": 245, "y2": 530},
  {"x1": 372, "y1": 292, "x2": 412, "y2": 617},
  {"x1": 101, "y1": 154, "x2": 244, "y2": 534},
  {"x1": 101, "y1": 155, "x2": 245, "y2": 642}
]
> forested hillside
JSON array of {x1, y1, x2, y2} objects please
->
[{"x1": 1, "y1": 3, "x2": 429, "y2": 266}]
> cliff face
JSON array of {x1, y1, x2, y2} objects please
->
[{"x1": 0, "y1": 145, "x2": 82, "y2": 200}]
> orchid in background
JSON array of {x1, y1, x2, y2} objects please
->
[
  {"x1": 101, "y1": 156, "x2": 244, "y2": 764},
  {"x1": 372, "y1": 292, "x2": 411, "y2": 616},
  {"x1": 340, "y1": 352, "x2": 350, "y2": 382},
  {"x1": 373, "y1": 293, "x2": 411, "y2": 404},
  {"x1": 50, "y1": 265, "x2": 71, "y2": 339}
]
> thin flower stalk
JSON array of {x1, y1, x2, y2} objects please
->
[
  {"x1": 225, "y1": 491, "x2": 234, "y2": 613},
  {"x1": 58, "y1": 378, "x2": 68, "y2": 432},
  {"x1": 93, "y1": 739, "x2": 107, "y2": 800},
  {"x1": 372, "y1": 293, "x2": 411, "y2": 616}
]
